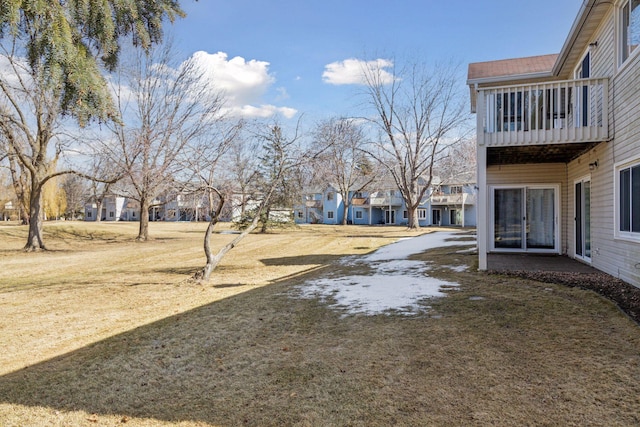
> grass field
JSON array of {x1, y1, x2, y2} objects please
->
[{"x1": 0, "y1": 221, "x2": 639, "y2": 426}]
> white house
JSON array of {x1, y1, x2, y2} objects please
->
[
  {"x1": 468, "y1": 0, "x2": 640, "y2": 287},
  {"x1": 85, "y1": 196, "x2": 135, "y2": 221}
]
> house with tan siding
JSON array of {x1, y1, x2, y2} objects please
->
[{"x1": 468, "y1": 0, "x2": 640, "y2": 287}]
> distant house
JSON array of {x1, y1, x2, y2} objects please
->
[
  {"x1": 429, "y1": 180, "x2": 477, "y2": 227},
  {"x1": 2, "y1": 201, "x2": 17, "y2": 221},
  {"x1": 163, "y1": 193, "x2": 205, "y2": 222},
  {"x1": 85, "y1": 193, "x2": 197, "y2": 222},
  {"x1": 85, "y1": 196, "x2": 137, "y2": 221},
  {"x1": 294, "y1": 189, "x2": 323, "y2": 224},
  {"x1": 294, "y1": 177, "x2": 477, "y2": 227},
  {"x1": 468, "y1": 0, "x2": 640, "y2": 287}
]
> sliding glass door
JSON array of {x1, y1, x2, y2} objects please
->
[
  {"x1": 575, "y1": 178, "x2": 591, "y2": 262},
  {"x1": 494, "y1": 188, "x2": 523, "y2": 248},
  {"x1": 493, "y1": 186, "x2": 558, "y2": 252}
]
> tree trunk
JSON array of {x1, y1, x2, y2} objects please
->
[
  {"x1": 24, "y1": 181, "x2": 45, "y2": 251},
  {"x1": 197, "y1": 219, "x2": 218, "y2": 281},
  {"x1": 8, "y1": 155, "x2": 29, "y2": 225},
  {"x1": 137, "y1": 198, "x2": 150, "y2": 241},
  {"x1": 341, "y1": 202, "x2": 349, "y2": 225},
  {"x1": 407, "y1": 205, "x2": 420, "y2": 229},
  {"x1": 95, "y1": 198, "x2": 103, "y2": 222},
  {"x1": 260, "y1": 205, "x2": 270, "y2": 233},
  {"x1": 194, "y1": 190, "x2": 272, "y2": 283}
]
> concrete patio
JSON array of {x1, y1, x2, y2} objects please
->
[{"x1": 487, "y1": 253, "x2": 599, "y2": 274}]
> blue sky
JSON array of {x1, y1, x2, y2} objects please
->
[{"x1": 171, "y1": 1, "x2": 583, "y2": 122}]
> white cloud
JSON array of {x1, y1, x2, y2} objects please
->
[
  {"x1": 190, "y1": 51, "x2": 297, "y2": 119},
  {"x1": 275, "y1": 86, "x2": 289, "y2": 101},
  {"x1": 322, "y1": 58, "x2": 395, "y2": 86},
  {"x1": 226, "y1": 104, "x2": 297, "y2": 119}
]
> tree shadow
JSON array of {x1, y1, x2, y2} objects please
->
[
  {"x1": 0, "y1": 268, "x2": 376, "y2": 425},
  {"x1": 259, "y1": 254, "x2": 346, "y2": 266}
]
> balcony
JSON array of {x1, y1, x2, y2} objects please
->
[
  {"x1": 430, "y1": 193, "x2": 476, "y2": 206},
  {"x1": 304, "y1": 200, "x2": 322, "y2": 208},
  {"x1": 476, "y1": 78, "x2": 609, "y2": 147},
  {"x1": 369, "y1": 196, "x2": 404, "y2": 206}
]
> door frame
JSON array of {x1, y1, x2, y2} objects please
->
[
  {"x1": 385, "y1": 209, "x2": 396, "y2": 224},
  {"x1": 432, "y1": 208, "x2": 442, "y2": 226},
  {"x1": 574, "y1": 175, "x2": 592, "y2": 263},
  {"x1": 489, "y1": 184, "x2": 561, "y2": 253}
]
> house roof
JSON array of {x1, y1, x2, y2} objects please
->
[
  {"x1": 467, "y1": 54, "x2": 557, "y2": 83},
  {"x1": 467, "y1": 0, "x2": 613, "y2": 112},
  {"x1": 553, "y1": 0, "x2": 612, "y2": 78}
]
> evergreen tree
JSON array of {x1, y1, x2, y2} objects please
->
[{"x1": 0, "y1": 1, "x2": 184, "y2": 250}]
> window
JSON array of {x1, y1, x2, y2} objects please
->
[
  {"x1": 355, "y1": 210, "x2": 363, "y2": 219},
  {"x1": 326, "y1": 192, "x2": 334, "y2": 201},
  {"x1": 109, "y1": 211, "x2": 114, "y2": 218},
  {"x1": 297, "y1": 211, "x2": 303, "y2": 219},
  {"x1": 418, "y1": 209, "x2": 427, "y2": 219},
  {"x1": 87, "y1": 211, "x2": 92, "y2": 218},
  {"x1": 618, "y1": 161, "x2": 640, "y2": 236},
  {"x1": 403, "y1": 210, "x2": 408, "y2": 219},
  {"x1": 327, "y1": 211, "x2": 334, "y2": 219},
  {"x1": 132, "y1": 212, "x2": 136, "y2": 218},
  {"x1": 621, "y1": 0, "x2": 640, "y2": 64},
  {"x1": 450, "y1": 186, "x2": 463, "y2": 194}
]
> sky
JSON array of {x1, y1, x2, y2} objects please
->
[{"x1": 170, "y1": 0, "x2": 584, "y2": 123}]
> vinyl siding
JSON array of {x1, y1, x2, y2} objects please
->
[{"x1": 563, "y1": 6, "x2": 640, "y2": 287}]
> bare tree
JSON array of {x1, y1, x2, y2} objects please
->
[
  {"x1": 60, "y1": 174, "x2": 89, "y2": 220},
  {"x1": 183, "y1": 121, "x2": 242, "y2": 282},
  {"x1": 105, "y1": 41, "x2": 224, "y2": 241},
  {"x1": 434, "y1": 137, "x2": 477, "y2": 183},
  {"x1": 192, "y1": 119, "x2": 307, "y2": 282},
  {"x1": 1, "y1": 142, "x2": 30, "y2": 224},
  {"x1": 313, "y1": 117, "x2": 377, "y2": 225},
  {"x1": 0, "y1": 2, "x2": 183, "y2": 250},
  {"x1": 228, "y1": 134, "x2": 262, "y2": 221},
  {"x1": 360, "y1": 59, "x2": 470, "y2": 229}
]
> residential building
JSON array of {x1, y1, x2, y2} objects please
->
[
  {"x1": 85, "y1": 196, "x2": 138, "y2": 221},
  {"x1": 430, "y1": 181, "x2": 477, "y2": 227},
  {"x1": 468, "y1": 0, "x2": 640, "y2": 286},
  {"x1": 295, "y1": 189, "x2": 324, "y2": 224},
  {"x1": 163, "y1": 193, "x2": 205, "y2": 222},
  {"x1": 294, "y1": 178, "x2": 477, "y2": 227}
]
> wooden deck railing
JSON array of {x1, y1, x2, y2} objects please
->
[{"x1": 476, "y1": 77, "x2": 609, "y2": 146}]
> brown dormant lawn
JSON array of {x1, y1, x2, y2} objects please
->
[{"x1": 0, "y1": 221, "x2": 639, "y2": 426}]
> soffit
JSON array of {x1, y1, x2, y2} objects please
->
[
  {"x1": 553, "y1": 0, "x2": 613, "y2": 78},
  {"x1": 486, "y1": 142, "x2": 600, "y2": 166}
]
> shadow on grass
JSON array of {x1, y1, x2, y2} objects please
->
[
  {"x1": 1, "y1": 248, "x2": 640, "y2": 426},
  {"x1": 260, "y1": 254, "x2": 346, "y2": 266},
  {"x1": 0, "y1": 268, "x2": 359, "y2": 425},
  {"x1": 211, "y1": 283, "x2": 247, "y2": 289},
  {"x1": 154, "y1": 266, "x2": 201, "y2": 276}
]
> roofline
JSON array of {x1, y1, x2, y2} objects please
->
[
  {"x1": 552, "y1": 0, "x2": 597, "y2": 76},
  {"x1": 468, "y1": 0, "x2": 607, "y2": 86},
  {"x1": 466, "y1": 71, "x2": 554, "y2": 86}
]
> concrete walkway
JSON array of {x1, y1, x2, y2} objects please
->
[{"x1": 487, "y1": 253, "x2": 599, "y2": 274}]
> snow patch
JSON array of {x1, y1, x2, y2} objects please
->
[{"x1": 295, "y1": 231, "x2": 476, "y2": 316}]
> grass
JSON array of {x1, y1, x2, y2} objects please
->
[{"x1": 0, "y1": 221, "x2": 639, "y2": 426}]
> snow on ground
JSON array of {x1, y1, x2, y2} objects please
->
[{"x1": 296, "y1": 231, "x2": 477, "y2": 316}]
